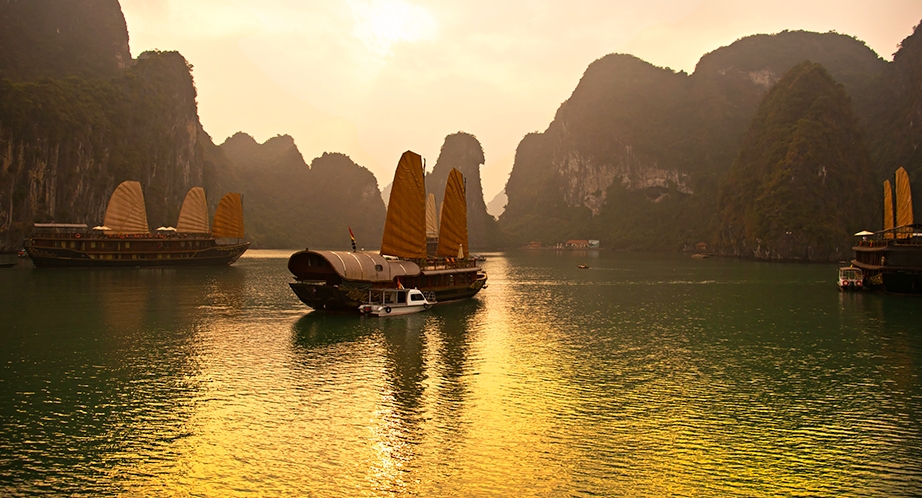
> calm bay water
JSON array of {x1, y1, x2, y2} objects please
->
[{"x1": 1, "y1": 249, "x2": 921, "y2": 496}]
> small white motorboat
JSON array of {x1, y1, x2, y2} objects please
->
[
  {"x1": 358, "y1": 288, "x2": 436, "y2": 316},
  {"x1": 838, "y1": 266, "x2": 864, "y2": 291}
]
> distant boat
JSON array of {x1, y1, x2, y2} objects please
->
[
  {"x1": 25, "y1": 182, "x2": 249, "y2": 268},
  {"x1": 577, "y1": 264, "x2": 589, "y2": 269},
  {"x1": 691, "y1": 253, "x2": 709, "y2": 259},
  {"x1": 358, "y1": 288, "x2": 435, "y2": 316},
  {"x1": 851, "y1": 168, "x2": 922, "y2": 294},
  {"x1": 288, "y1": 151, "x2": 487, "y2": 312}
]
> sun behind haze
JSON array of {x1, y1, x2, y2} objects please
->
[{"x1": 120, "y1": 0, "x2": 922, "y2": 204}]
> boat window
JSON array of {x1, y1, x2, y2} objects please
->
[
  {"x1": 397, "y1": 291, "x2": 406, "y2": 303},
  {"x1": 125, "y1": 241, "x2": 130, "y2": 249},
  {"x1": 410, "y1": 293, "x2": 424, "y2": 301},
  {"x1": 375, "y1": 264, "x2": 383, "y2": 271}
]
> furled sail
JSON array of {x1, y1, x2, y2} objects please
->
[
  {"x1": 176, "y1": 187, "x2": 209, "y2": 233},
  {"x1": 426, "y1": 193, "x2": 438, "y2": 238},
  {"x1": 436, "y1": 168, "x2": 468, "y2": 258},
  {"x1": 895, "y1": 167, "x2": 914, "y2": 238},
  {"x1": 103, "y1": 181, "x2": 150, "y2": 235},
  {"x1": 380, "y1": 151, "x2": 427, "y2": 259},
  {"x1": 212, "y1": 193, "x2": 245, "y2": 238},
  {"x1": 884, "y1": 179, "x2": 894, "y2": 239}
]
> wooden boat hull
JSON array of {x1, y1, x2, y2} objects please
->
[
  {"x1": 287, "y1": 249, "x2": 486, "y2": 313},
  {"x1": 290, "y1": 276, "x2": 485, "y2": 313},
  {"x1": 852, "y1": 241, "x2": 922, "y2": 294},
  {"x1": 26, "y1": 237, "x2": 249, "y2": 268}
]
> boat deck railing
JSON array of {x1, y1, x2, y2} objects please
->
[
  {"x1": 855, "y1": 224, "x2": 922, "y2": 247},
  {"x1": 419, "y1": 257, "x2": 479, "y2": 270},
  {"x1": 31, "y1": 230, "x2": 215, "y2": 240}
]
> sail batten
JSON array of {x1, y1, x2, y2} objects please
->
[
  {"x1": 436, "y1": 168, "x2": 468, "y2": 258},
  {"x1": 380, "y1": 151, "x2": 427, "y2": 259},
  {"x1": 176, "y1": 187, "x2": 209, "y2": 233},
  {"x1": 103, "y1": 181, "x2": 150, "y2": 235}
]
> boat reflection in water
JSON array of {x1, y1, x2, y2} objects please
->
[
  {"x1": 288, "y1": 151, "x2": 486, "y2": 312},
  {"x1": 290, "y1": 299, "x2": 483, "y2": 493}
]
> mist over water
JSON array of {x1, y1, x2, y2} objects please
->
[{"x1": 1, "y1": 250, "x2": 920, "y2": 496}]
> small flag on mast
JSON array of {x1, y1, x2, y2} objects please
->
[{"x1": 348, "y1": 226, "x2": 356, "y2": 252}]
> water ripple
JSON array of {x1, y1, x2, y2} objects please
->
[{"x1": 0, "y1": 251, "x2": 920, "y2": 495}]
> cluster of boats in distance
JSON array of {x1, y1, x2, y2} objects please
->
[
  {"x1": 15, "y1": 150, "x2": 487, "y2": 317},
  {"x1": 13, "y1": 160, "x2": 922, "y2": 302}
]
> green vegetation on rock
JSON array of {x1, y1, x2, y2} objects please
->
[
  {"x1": 218, "y1": 133, "x2": 385, "y2": 249},
  {"x1": 716, "y1": 62, "x2": 876, "y2": 261},
  {"x1": 499, "y1": 28, "x2": 908, "y2": 258}
]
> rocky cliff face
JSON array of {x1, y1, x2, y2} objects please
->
[
  {"x1": 424, "y1": 132, "x2": 497, "y2": 249},
  {"x1": 866, "y1": 22, "x2": 922, "y2": 192},
  {"x1": 219, "y1": 133, "x2": 385, "y2": 249},
  {"x1": 0, "y1": 1, "x2": 222, "y2": 250},
  {"x1": 0, "y1": 51, "x2": 213, "y2": 249},
  {"x1": 500, "y1": 30, "x2": 889, "y2": 252},
  {"x1": 553, "y1": 145, "x2": 693, "y2": 215},
  {"x1": 716, "y1": 62, "x2": 876, "y2": 261},
  {"x1": 0, "y1": 0, "x2": 131, "y2": 81}
]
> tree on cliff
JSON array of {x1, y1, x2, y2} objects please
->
[{"x1": 716, "y1": 61, "x2": 876, "y2": 261}]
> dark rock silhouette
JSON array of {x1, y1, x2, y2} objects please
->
[{"x1": 425, "y1": 132, "x2": 498, "y2": 249}]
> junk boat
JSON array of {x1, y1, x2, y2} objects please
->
[
  {"x1": 25, "y1": 182, "x2": 249, "y2": 268},
  {"x1": 288, "y1": 151, "x2": 487, "y2": 312},
  {"x1": 851, "y1": 167, "x2": 922, "y2": 294},
  {"x1": 838, "y1": 266, "x2": 863, "y2": 291},
  {"x1": 358, "y1": 287, "x2": 435, "y2": 316}
]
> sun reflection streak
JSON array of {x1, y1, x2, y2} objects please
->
[{"x1": 6, "y1": 252, "x2": 920, "y2": 495}]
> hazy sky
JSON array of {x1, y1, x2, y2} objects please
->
[{"x1": 120, "y1": 1, "x2": 922, "y2": 202}]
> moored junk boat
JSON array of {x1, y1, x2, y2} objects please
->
[
  {"x1": 25, "y1": 181, "x2": 249, "y2": 268},
  {"x1": 851, "y1": 167, "x2": 922, "y2": 294},
  {"x1": 288, "y1": 150, "x2": 487, "y2": 312}
]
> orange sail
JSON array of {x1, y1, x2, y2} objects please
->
[
  {"x1": 884, "y1": 179, "x2": 894, "y2": 239},
  {"x1": 436, "y1": 168, "x2": 468, "y2": 258},
  {"x1": 380, "y1": 151, "x2": 427, "y2": 259},
  {"x1": 895, "y1": 167, "x2": 914, "y2": 238},
  {"x1": 176, "y1": 187, "x2": 209, "y2": 233},
  {"x1": 212, "y1": 193, "x2": 245, "y2": 239},
  {"x1": 103, "y1": 181, "x2": 150, "y2": 235},
  {"x1": 426, "y1": 192, "x2": 438, "y2": 239}
]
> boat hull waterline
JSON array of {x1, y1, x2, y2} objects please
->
[{"x1": 26, "y1": 237, "x2": 249, "y2": 268}]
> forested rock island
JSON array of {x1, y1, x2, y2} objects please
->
[{"x1": 1, "y1": 0, "x2": 920, "y2": 262}]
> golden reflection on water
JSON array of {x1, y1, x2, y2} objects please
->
[{"x1": 2, "y1": 251, "x2": 922, "y2": 495}]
